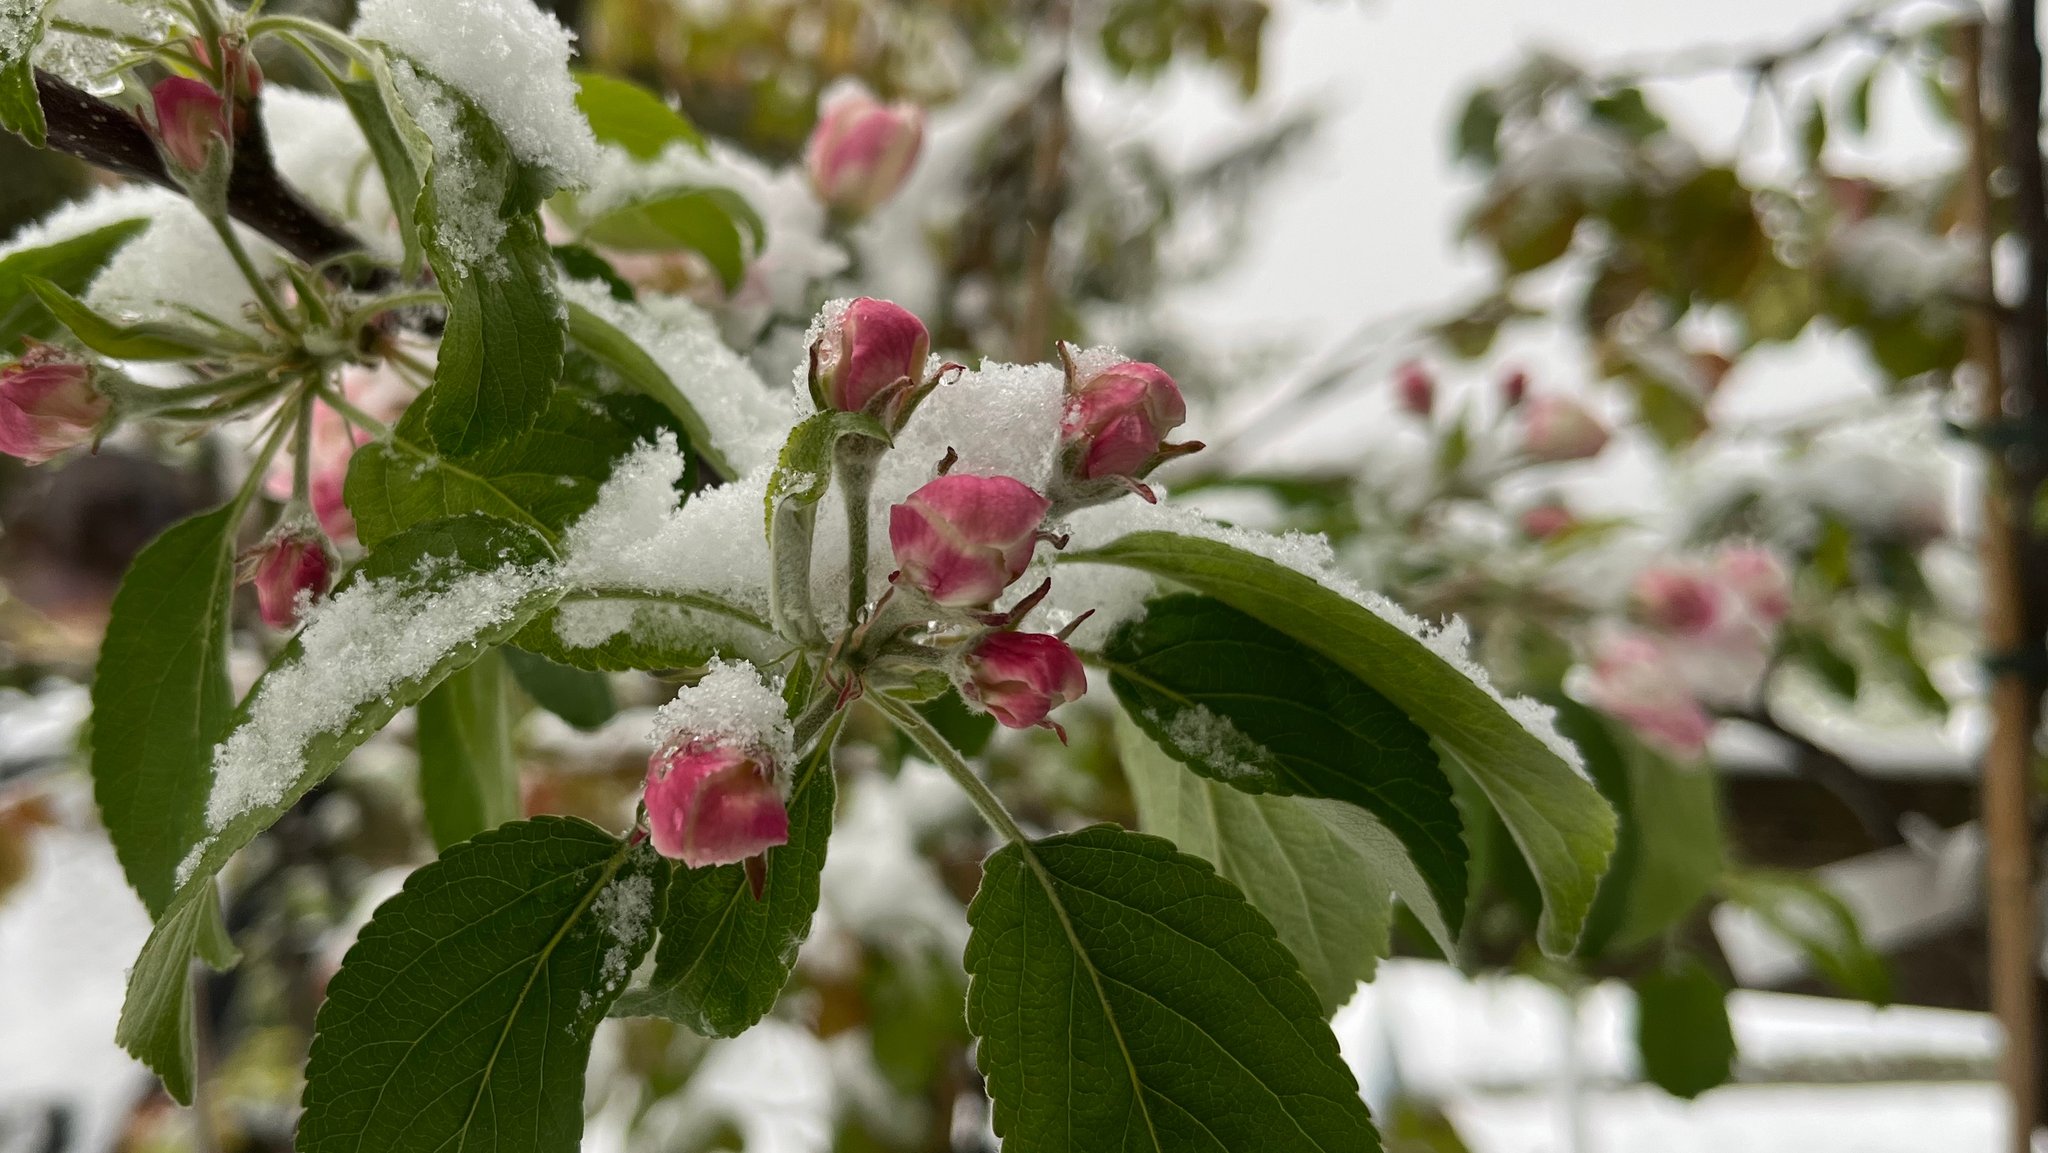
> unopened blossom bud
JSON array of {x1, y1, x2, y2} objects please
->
[
  {"x1": 1501, "y1": 367, "x2": 1529, "y2": 409},
  {"x1": 813, "y1": 297, "x2": 931, "y2": 417},
  {"x1": 1583, "y1": 633, "x2": 1713, "y2": 758},
  {"x1": 1061, "y1": 358, "x2": 1190, "y2": 484},
  {"x1": 962, "y1": 631, "x2": 1088, "y2": 732},
  {"x1": 149, "y1": 77, "x2": 229, "y2": 175},
  {"x1": 645, "y1": 743, "x2": 788, "y2": 868},
  {"x1": 890, "y1": 473, "x2": 1051, "y2": 607},
  {"x1": 805, "y1": 84, "x2": 924, "y2": 217},
  {"x1": 0, "y1": 347, "x2": 107, "y2": 464},
  {"x1": 1520, "y1": 502, "x2": 1575, "y2": 540},
  {"x1": 1631, "y1": 564, "x2": 1725, "y2": 638},
  {"x1": 1714, "y1": 544, "x2": 1790, "y2": 626},
  {"x1": 247, "y1": 526, "x2": 335, "y2": 630},
  {"x1": 1395, "y1": 361, "x2": 1434, "y2": 417},
  {"x1": 1521, "y1": 394, "x2": 1609, "y2": 462}
]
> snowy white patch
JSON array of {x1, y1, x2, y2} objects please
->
[
  {"x1": 0, "y1": 0, "x2": 44, "y2": 62},
  {"x1": 1829, "y1": 216, "x2": 1973, "y2": 316},
  {"x1": 261, "y1": 88, "x2": 402, "y2": 261},
  {"x1": 583, "y1": 869, "x2": 654, "y2": 1013},
  {"x1": 34, "y1": 0, "x2": 171, "y2": 94},
  {"x1": 0, "y1": 183, "x2": 160, "y2": 260},
  {"x1": 83, "y1": 191, "x2": 282, "y2": 334},
  {"x1": 1151, "y1": 703, "x2": 1281, "y2": 787},
  {"x1": 812, "y1": 759, "x2": 972, "y2": 965},
  {"x1": 353, "y1": 0, "x2": 598, "y2": 187},
  {"x1": 559, "y1": 433, "x2": 774, "y2": 621},
  {"x1": 650, "y1": 659, "x2": 793, "y2": 768},
  {"x1": 388, "y1": 60, "x2": 508, "y2": 275},
  {"x1": 560, "y1": 280, "x2": 791, "y2": 471},
  {"x1": 188, "y1": 558, "x2": 558, "y2": 882}
]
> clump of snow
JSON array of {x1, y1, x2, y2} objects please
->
[
  {"x1": 353, "y1": 0, "x2": 598, "y2": 188},
  {"x1": 1829, "y1": 216, "x2": 1973, "y2": 316},
  {"x1": 261, "y1": 88, "x2": 401, "y2": 261},
  {"x1": 1063, "y1": 343, "x2": 1126, "y2": 382},
  {"x1": 811, "y1": 759, "x2": 972, "y2": 966},
  {"x1": 874, "y1": 357, "x2": 1066, "y2": 504},
  {"x1": 559, "y1": 433, "x2": 775, "y2": 619},
  {"x1": 191, "y1": 558, "x2": 558, "y2": 879},
  {"x1": 1151, "y1": 703, "x2": 1281, "y2": 788},
  {"x1": 650, "y1": 659, "x2": 793, "y2": 767},
  {"x1": 1055, "y1": 497, "x2": 1587, "y2": 775},
  {"x1": 35, "y1": 0, "x2": 172, "y2": 95},
  {"x1": 78, "y1": 189, "x2": 282, "y2": 333},
  {"x1": 0, "y1": 182, "x2": 160, "y2": 261},
  {"x1": 549, "y1": 599, "x2": 776, "y2": 665},
  {"x1": 584, "y1": 869, "x2": 654, "y2": 1012},
  {"x1": 0, "y1": 0, "x2": 44, "y2": 62},
  {"x1": 388, "y1": 61, "x2": 507, "y2": 275},
  {"x1": 560, "y1": 280, "x2": 791, "y2": 471}
]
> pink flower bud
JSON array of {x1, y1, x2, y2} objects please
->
[
  {"x1": 814, "y1": 297, "x2": 931, "y2": 416},
  {"x1": 1631, "y1": 564, "x2": 1726, "y2": 638},
  {"x1": 1061, "y1": 359, "x2": 1189, "y2": 482},
  {"x1": 644, "y1": 742, "x2": 789, "y2": 868},
  {"x1": 0, "y1": 347, "x2": 107, "y2": 464},
  {"x1": 1501, "y1": 367, "x2": 1529, "y2": 409},
  {"x1": 805, "y1": 84, "x2": 924, "y2": 217},
  {"x1": 1521, "y1": 394, "x2": 1609, "y2": 462},
  {"x1": 889, "y1": 473, "x2": 1051, "y2": 607},
  {"x1": 1714, "y1": 544, "x2": 1790, "y2": 626},
  {"x1": 1395, "y1": 360, "x2": 1434, "y2": 417},
  {"x1": 962, "y1": 631, "x2": 1087, "y2": 732},
  {"x1": 1583, "y1": 633, "x2": 1713, "y2": 758},
  {"x1": 149, "y1": 77, "x2": 229, "y2": 174},
  {"x1": 247, "y1": 527, "x2": 335, "y2": 630},
  {"x1": 1520, "y1": 502, "x2": 1576, "y2": 540}
]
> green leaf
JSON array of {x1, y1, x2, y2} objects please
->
[
  {"x1": 115, "y1": 883, "x2": 236, "y2": 1105},
  {"x1": 553, "y1": 243, "x2": 635, "y2": 301},
  {"x1": 25, "y1": 276, "x2": 222, "y2": 360},
  {"x1": 416, "y1": 648, "x2": 518, "y2": 850},
  {"x1": 0, "y1": 219, "x2": 146, "y2": 349},
  {"x1": 1633, "y1": 956, "x2": 1736, "y2": 1099},
  {"x1": 401, "y1": 69, "x2": 565, "y2": 458},
  {"x1": 89, "y1": 505, "x2": 240, "y2": 916},
  {"x1": 611, "y1": 719, "x2": 839, "y2": 1035},
  {"x1": 581, "y1": 188, "x2": 761, "y2": 292},
  {"x1": 1104, "y1": 593, "x2": 1465, "y2": 935},
  {"x1": 573, "y1": 71, "x2": 704, "y2": 159},
  {"x1": 511, "y1": 592, "x2": 769, "y2": 672},
  {"x1": 764, "y1": 409, "x2": 890, "y2": 531},
  {"x1": 1452, "y1": 88, "x2": 1501, "y2": 167},
  {"x1": 176, "y1": 514, "x2": 562, "y2": 895},
  {"x1": 0, "y1": 1, "x2": 49, "y2": 147},
  {"x1": 1119, "y1": 715, "x2": 1389, "y2": 1015},
  {"x1": 1067, "y1": 531, "x2": 1615, "y2": 956},
  {"x1": 346, "y1": 386, "x2": 676, "y2": 550},
  {"x1": 313, "y1": 50, "x2": 426, "y2": 277},
  {"x1": 1722, "y1": 870, "x2": 1891, "y2": 1003},
  {"x1": 966, "y1": 824, "x2": 1380, "y2": 1151},
  {"x1": 299, "y1": 818, "x2": 666, "y2": 1153},
  {"x1": 504, "y1": 646, "x2": 616, "y2": 730}
]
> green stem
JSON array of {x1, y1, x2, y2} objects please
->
[
  {"x1": 344, "y1": 291, "x2": 445, "y2": 330},
  {"x1": 206, "y1": 215, "x2": 294, "y2": 334},
  {"x1": 227, "y1": 402, "x2": 299, "y2": 521},
  {"x1": 873, "y1": 694, "x2": 1028, "y2": 845},
  {"x1": 769, "y1": 503, "x2": 827, "y2": 650},
  {"x1": 835, "y1": 438, "x2": 882, "y2": 626},
  {"x1": 248, "y1": 14, "x2": 379, "y2": 70},
  {"x1": 291, "y1": 387, "x2": 314, "y2": 504},
  {"x1": 790, "y1": 682, "x2": 842, "y2": 757},
  {"x1": 317, "y1": 385, "x2": 389, "y2": 437}
]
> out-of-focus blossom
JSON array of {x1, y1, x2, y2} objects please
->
[
  {"x1": 889, "y1": 474, "x2": 1050, "y2": 607},
  {"x1": 1395, "y1": 361, "x2": 1434, "y2": 417},
  {"x1": 1715, "y1": 544, "x2": 1791, "y2": 626},
  {"x1": 1631, "y1": 563, "x2": 1726, "y2": 637},
  {"x1": 267, "y1": 364, "x2": 412, "y2": 542},
  {"x1": 245, "y1": 525, "x2": 334, "y2": 630},
  {"x1": 1501, "y1": 367, "x2": 1529, "y2": 408},
  {"x1": 1583, "y1": 632, "x2": 1715, "y2": 758},
  {"x1": 0, "y1": 347, "x2": 106, "y2": 464},
  {"x1": 805, "y1": 84, "x2": 923, "y2": 217},
  {"x1": 1520, "y1": 502, "x2": 1576, "y2": 540},
  {"x1": 1521, "y1": 394, "x2": 1610, "y2": 462}
]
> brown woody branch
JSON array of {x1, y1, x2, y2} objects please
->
[
  {"x1": 34, "y1": 69, "x2": 365, "y2": 267},
  {"x1": 1742, "y1": 708, "x2": 1905, "y2": 849}
]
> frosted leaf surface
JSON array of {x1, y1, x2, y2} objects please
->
[
  {"x1": 353, "y1": 0, "x2": 598, "y2": 187},
  {"x1": 388, "y1": 60, "x2": 507, "y2": 275},
  {"x1": 560, "y1": 433, "x2": 773, "y2": 614},
  {"x1": 649, "y1": 659, "x2": 792, "y2": 766},
  {"x1": 200, "y1": 560, "x2": 558, "y2": 848},
  {"x1": 561, "y1": 279, "x2": 791, "y2": 470},
  {"x1": 261, "y1": 88, "x2": 401, "y2": 261},
  {"x1": 586, "y1": 870, "x2": 656, "y2": 1011},
  {"x1": 1149, "y1": 702, "x2": 1281, "y2": 788},
  {"x1": 35, "y1": 0, "x2": 171, "y2": 93},
  {"x1": 77, "y1": 190, "x2": 281, "y2": 333},
  {"x1": 1057, "y1": 497, "x2": 1587, "y2": 775},
  {"x1": 0, "y1": 1, "x2": 44, "y2": 61}
]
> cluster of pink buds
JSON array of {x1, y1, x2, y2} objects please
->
[
  {"x1": 1583, "y1": 542, "x2": 1792, "y2": 757},
  {"x1": 241, "y1": 523, "x2": 336, "y2": 631},
  {"x1": 805, "y1": 83, "x2": 924, "y2": 219},
  {"x1": 0, "y1": 344, "x2": 107, "y2": 464}
]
